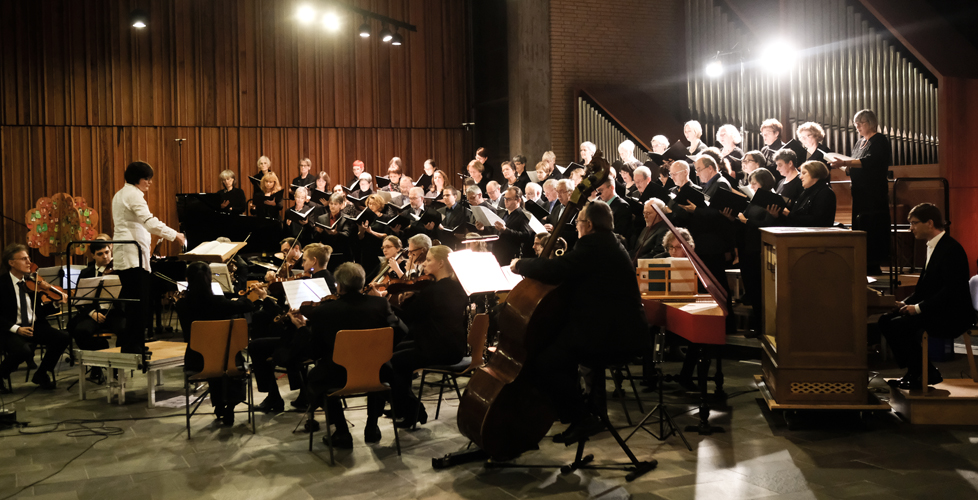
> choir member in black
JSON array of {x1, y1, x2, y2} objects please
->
[
  {"x1": 290, "y1": 158, "x2": 315, "y2": 200},
  {"x1": 596, "y1": 174, "x2": 633, "y2": 243},
  {"x1": 759, "y1": 119, "x2": 785, "y2": 178},
  {"x1": 464, "y1": 162, "x2": 489, "y2": 198},
  {"x1": 631, "y1": 198, "x2": 671, "y2": 263},
  {"x1": 619, "y1": 161, "x2": 638, "y2": 197},
  {"x1": 617, "y1": 139, "x2": 640, "y2": 167},
  {"x1": 0, "y1": 244, "x2": 70, "y2": 392},
  {"x1": 351, "y1": 172, "x2": 374, "y2": 199},
  {"x1": 387, "y1": 246, "x2": 468, "y2": 427},
  {"x1": 176, "y1": 261, "x2": 269, "y2": 425},
  {"x1": 630, "y1": 166, "x2": 654, "y2": 203},
  {"x1": 400, "y1": 187, "x2": 436, "y2": 241},
  {"x1": 285, "y1": 186, "x2": 321, "y2": 246},
  {"x1": 651, "y1": 135, "x2": 669, "y2": 155},
  {"x1": 348, "y1": 160, "x2": 365, "y2": 188},
  {"x1": 774, "y1": 149, "x2": 804, "y2": 206},
  {"x1": 525, "y1": 182, "x2": 546, "y2": 209},
  {"x1": 437, "y1": 186, "x2": 467, "y2": 233},
  {"x1": 739, "y1": 151, "x2": 765, "y2": 188},
  {"x1": 658, "y1": 165, "x2": 676, "y2": 190},
  {"x1": 775, "y1": 161, "x2": 836, "y2": 227},
  {"x1": 543, "y1": 179, "x2": 574, "y2": 231},
  {"x1": 251, "y1": 171, "x2": 283, "y2": 219},
  {"x1": 579, "y1": 141, "x2": 596, "y2": 165},
  {"x1": 381, "y1": 158, "x2": 403, "y2": 193},
  {"x1": 531, "y1": 162, "x2": 550, "y2": 186},
  {"x1": 310, "y1": 171, "x2": 331, "y2": 207},
  {"x1": 486, "y1": 180, "x2": 505, "y2": 210},
  {"x1": 716, "y1": 124, "x2": 745, "y2": 184},
  {"x1": 357, "y1": 194, "x2": 394, "y2": 264},
  {"x1": 684, "y1": 120, "x2": 708, "y2": 155},
  {"x1": 542, "y1": 151, "x2": 563, "y2": 180},
  {"x1": 541, "y1": 179, "x2": 559, "y2": 212},
  {"x1": 475, "y1": 147, "x2": 496, "y2": 183},
  {"x1": 878, "y1": 203, "x2": 973, "y2": 389},
  {"x1": 254, "y1": 155, "x2": 272, "y2": 192},
  {"x1": 69, "y1": 239, "x2": 121, "y2": 382},
  {"x1": 511, "y1": 155, "x2": 531, "y2": 191},
  {"x1": 216, "y1": 169, "x2": 247, "y2": 215},
  {"x1": 500, "y1": 161, "x2": 519, "y2": 193},
  {"x1": 417, "y1": 159, "x2": 436, "y2": 192},
  {"x1": 290, "y1": 263, "x2": 406, "y2": 447},
  {"x1": 828, "y1": 109, "x2": 892, "y2": 275},
  {"x1": 491, "y1": 186, "x2": 534, "y2": 265},
  {"x1": 315, "y1": 193, "x2": 356, "y2": 269},
  {"x1": 797, "y1": 121, "x2": 828, "y2": 164},
  {"x1": 511, "y1": 201, "x2": 648, "y2": 442},
  {"x1": 424, "y1": 169, "x2": 446, "y2": 200}
]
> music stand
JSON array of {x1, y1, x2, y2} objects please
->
[{"x1": 623, "y1": 329, "x2": 692, "y2": 451}]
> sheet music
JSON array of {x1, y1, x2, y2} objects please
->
[
  {"x1": 527, "y1": 213, "x2": 547, "y2": 234},
  {"x1": 176, "y1": 281, "x2": 224, "y2": 296},
  {"x1": 186, "y1": 241, "x2": 240, "y2": 256},
  {"x1": 448, "y1": 250, "x2": 520, "y2": 295},
  {"x1": 209, "y1": 263, "x2": 234, "y2": 293},
  {"x1": 555, "y1": 164, "x2": 567, "y2": 174},
  {"x1": 281, "y1": 278, "x2": 332, "y2": 307},
  {"x1": 527, "y1": 170, "x2": 539, "y2": 183},
  {"x1": 74, "y1": 275, "x2": 122, "y2": 308},
  {"x1": 822, "y1": 152, "x2": 854, "y2": 162},
  {"x1": 470, "y1": 205, "x2": 504, "y2": 227}
]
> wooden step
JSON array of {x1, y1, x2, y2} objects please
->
[{"x1": 888, "y1": 378, "x2": 978, "y2": 425}]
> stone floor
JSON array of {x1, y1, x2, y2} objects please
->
[{"x1": 3, "y1": 341, "x2": 978, "y2": 500}]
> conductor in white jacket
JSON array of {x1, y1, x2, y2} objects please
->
[{"x1": 112, "y1": 161, "x2": 185, "y2": 354}]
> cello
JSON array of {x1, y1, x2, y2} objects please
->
[{"x1": 455, "y1": 154, "x2": 610, "y2": 461}]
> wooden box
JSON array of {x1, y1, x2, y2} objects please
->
[{"x1": 760, "y1": 227, "x2": 867, "y2": 405}]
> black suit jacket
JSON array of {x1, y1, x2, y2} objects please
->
[
  {"x1": 303, "y1": 292, "x2": 406, "y2": 360},
  {"x1": 69, "y1": 262, "x2": 124, "y2": 330},
  {"x1": 1, "y1": 274, "x2": 59, "y2": 335},
  {"x1": 396, "y1": 278, "x2": 468, "y2": 362},
  {"x1": 784, "y1": 182, "x2": 836, "y2": 227},
  {"x1": 492, "y1": 208, "x2": 534, "y2": 265},
  {"x1": 631, "y1": 222, "x2": 669, "y2": 263},
  {"x1": 905, "y1": 234, "x2": 975, "y2": 338},
  {"x1": 606, "y1": 196, "x2": 633, "y2": 242},
  {"x1": 682, "y1": 174, "x2": 735, "y2": 257}
]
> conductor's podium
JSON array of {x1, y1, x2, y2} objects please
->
[
  {"x1": 76, "y1": 341, "x2": 187, "y2": 408},
  {"x1": 757, "y1": 228, "x2": 888, "y2": 410}
]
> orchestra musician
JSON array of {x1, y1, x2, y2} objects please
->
[
  {"x1": 112, "y1": 161, "x2": 186, "y2": 355},
  {"x1": 251, "y1": 172, "x2": 284, "y2": 219},
  {"x1": 402, "y1": 234, "x2": 431, "y2": 281},
  {"x1": 878, "y1": 203, "x2": 973, "y2": 390},
  {"x1": 265, "y1": 237, "x2": 303, "y2": 282},
  {"x1": 0, "y1": 244, "x2": 71, "y2": 392},
  {"x1": 369, "y1": 235, "x2": 405, "y2": 283},
  {"x1": 217, "y1": 170, "x2": 247, "y2": 215},
  {"x1": 176, "y1": 261, "x2": 270, "y2": 426},
  {"x1": 388, "y1": 245, "x2": 468, "y2": 428},
  {"x1": 69, "y1": 238, "x2": 122, "y2": 382},
  {"x1": 829, "y1": 109, "x2": 892, "y2": 275},
  {"x1": 292, "y1": 262, "x2": 406, "y2": 447},
  {"x1": 290, "y1": 158, "x2": 315, "y2": 199},
  {"x1": 511, "y1": 155, "x2": 531, "y2": 191},
  {"x1": 684, "y1": 120, "x2": 708, "y2": 155},
  {"x1": 511, "y1": 201, "x2": 648, "y2": 444},
  {"x1": 301, "y1": 243, "x2": 337, "y2": 294}
]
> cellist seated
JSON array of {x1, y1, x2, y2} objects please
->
[{"x1": 511, "y1": 201, "x2": 649, "y2": 444}]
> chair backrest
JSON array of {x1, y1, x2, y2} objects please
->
[
  {"x1": 331, "y1": 327, "x2": 394, "y2": 396},
  {"x1": 188, "y1": 318, "x2": 248, "y2": 380},
  {"x1": 969, "y1": 275, "x2": 978, "y2": 312},
  {"x1": 463, "y1": 313, "x2": 490, "y2": 373}
]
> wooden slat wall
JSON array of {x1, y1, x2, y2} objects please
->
[{"x1": 0, "y1": 0, "x2": 468, "y2": 257}]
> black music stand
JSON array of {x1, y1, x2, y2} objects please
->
[{"x1": 623, "y1": 330, "x2": 692, "y2": 450}]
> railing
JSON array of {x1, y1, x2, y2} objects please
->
[{"x1": 575, "y1": 90, "x2": 651, "y2": 164}]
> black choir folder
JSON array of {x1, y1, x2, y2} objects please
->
[
  {"x1": 671, "y1": 183, "x2": 705, "y2": 207},
  {"x1": 706, "y1": 187, "x2": 749, "y2": 214},
  {"x1": 749, "y1": 188, "x2": 788, "y2": 212}
]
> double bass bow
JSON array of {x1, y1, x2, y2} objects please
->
[{"x1": 455, "y1": 153, "x2": 610, "y2": 461}]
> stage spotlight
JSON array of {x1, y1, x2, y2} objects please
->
[
  {"x1": 759, "y1": 41, "x2": 797, "y2": 72},
  {"x1": 391, "y1": 31, "x2": 403, "y2": 46},
  {"x1": 358, "y1": 20, "x2": 371, "y2": 38},
  {"x1": 130, "y1": 9, "x2": 149, "y2": 29},
  {"x1": 322, "y1": 12, "x2": 341, "y2": 31},
  {"x1": 297, "y1": 5, "x2": 316, "y2": 25},
  {"x1": 705, "y1": 60, "x2": 723, "y2": 78},
  {"x1": 379, "y1": 24, "x2": 393, "y2": 43}
]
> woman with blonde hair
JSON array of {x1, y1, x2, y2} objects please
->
[
  {"x1": 796, "y1": 121, "x2": 828, "y2": 163},
  {"x1": 251, "y1": 171, "x2": 283, "y2": 219}
]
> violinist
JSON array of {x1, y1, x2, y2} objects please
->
[
  {"x1": 0, "y1": 244, "x2": 71, "y2": 391},
  {"x1": 111, "y1": 161, "x2": 186, "y2": 355},
  {"x1": 403, "y1": 234, "x2": 431, "y2": 280},
  {"x1": 511, "y1": 201, "x2": 648, "y2": 444},
  {"x1": 292, "y1": 262, "x2": 406, "y2": 448},
  {"x1": 389, "y1": 245, "x2": 468, "y2": 428},
  {"x1": 217, "y1": 170, "x2": 247, "y2": 215},
  {"x1": 369, "y1": 236, "x2": 405, "y2": 285},
  {"x1": 69, "y1": 238, "x2": 121, "y2": 382},
  {"x1": 176, "y1": 261, "x2": 272, "y2": 426}
]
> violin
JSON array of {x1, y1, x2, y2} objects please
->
[
  {"x1": 273, "y1": 294, "x2": 339, "y2": 323},
  {"x1": 383, "y1": 274, "x2": 434, "y2": 305},
  {"x1": 24, "y1": 264, "x2": 68, "y2": 304}
]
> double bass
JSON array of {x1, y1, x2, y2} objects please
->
[{"x1": 455, "y1": 155, "x2": 610, "y2": 461}]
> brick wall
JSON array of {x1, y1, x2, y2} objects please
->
[{"x1": 549, "y1": 0, "x2": 687, "y2": 162}]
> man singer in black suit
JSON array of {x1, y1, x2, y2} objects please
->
[{"x1": 879, "y1": 203, "x2": 974, "y2": 390}]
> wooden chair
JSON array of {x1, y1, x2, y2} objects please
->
[
  {"x1": 414, "y1": 314, "x2": 489, "y2": 424},
  {"x1": 919, "y1": 275, "x2": 978, "y2": 391},
  {"x1": 308, "y1": 327, "x2": 400, "y2": 465},
  {"x1": 184, "y1": 318, "x2": 254, "y2": 438}
]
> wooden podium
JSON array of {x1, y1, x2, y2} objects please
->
[{"x1": 759, "y1": 227, "x2": 877, "y2": 406}]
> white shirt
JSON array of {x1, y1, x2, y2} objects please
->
[
  {"x1": 111, "y1": 183, "x2": 178, "y2": 272},
  {"x1": 9, "y1": 272, "x2": 32, "y2": 333},
  {"x1": 913, "y1": 230, "x2": 945, "y2": 314}
]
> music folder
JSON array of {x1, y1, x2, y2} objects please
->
[
  {"x1": 379, "y1": 213, "x2": 411, "y2": 229},
  {"x1": 411, "y1": 209, "x2": 443, "y2": 226},
  {"x1": 777, "y1": 139, "x2": 807, "y2": 162},
  {"x1": 671, "y1": 183, "x2": 705, "y2": 206},
  {"x1": 344, "y1": 208, "x2": 378, "y2": 225},
  {"x1": 706, "y1": 187, "x2": 749, "y2": 214},
  {"x1": 248, "y1": 175, "x2": 264, "y2": 192},
  {"x1": 179, "y1": 241, "x2": 248, "y2": 263},
  {"x1": 288, "y1": 205, "x2": 316, "y2": 221},
  {"x1": 470, "y1": 205, "x2": 504, "y2": 228},
  {"x1": 749, "y1": 188, "x2": 788, "y2": 212},
  {"x1": 414, "y1": 173, "x2": 433, "y2": 191},
  {"x1": 375, "y1": 176, "x2": 392, "y2": 189},
  {"x1": 663, "y1": 141, "x2": 691, "y2": 163},
  {"x1": 524, "y1": 200, "x2": 550, "y2": 221}
]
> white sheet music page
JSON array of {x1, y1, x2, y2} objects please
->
[
  {"x1": 281, "y1": 278, "x2": 332, "y2": 307},
  {"x1": 470, "y1": 205, "x2": 504, "y2": 227},
  {"x1": 448, "y1": 250, "x2": 515, "y2": 295}
]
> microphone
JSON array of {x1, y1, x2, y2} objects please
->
[{"x1": 174, "y1": 138, "x2": 187, "y2": 143}]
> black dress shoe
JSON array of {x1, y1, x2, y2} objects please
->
[
  {"x1": 254, "y1": 396, "x2": 285, "y2": 414},
  {"x1": 291, "y1": 395, "x2": 309, "y2": 412},
  {"x1": 364, "y1": 423, "x2": 382, "y2": 443},
  {"x1": 323, "y1": 428, "x2": 354, "y2": 449},
  {"x1": 554, "y1": 415, "x2": 604, "y2": 446},
  {"x1": 303, "y1": 419, "x2": 320, "y2": 433},
  {"x1": 30, "y1": 371, "x2": 56, "y2": 390},
  {"x1": 676, "y1": 377, "x2": 698, "y2": 392},
  {"x1": 395, "y1": 405, "x2": 428, "y2": 428}
]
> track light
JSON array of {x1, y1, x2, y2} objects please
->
[
  {"x1": 759, "y1": 40, "x2": 797, "y2": 73},
  {"x1": 130, "y1": 9, "x2": 149, "y2": 29},
  {"x1": 379, "y1": 24, "x2": 393, "y2": 43},
  {"x1": 358, "y1": 18, "x2": 370, "y2": 38},
  {"x1": 297, "y1": 5, "x2": 316, "y2": 25},
  {"x1": 391, "y1": 31, "x2": 403, "y2": 46},
  {"x1": 705, "y1": 60, "x2": 723, "y2": 78},
  {"x1": 321, "y1": 11, "x2": 340, "y2": 31}
]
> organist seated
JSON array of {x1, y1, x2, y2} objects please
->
[{"x1": 511, "y1": 201, "x2": 648, "y2": 444}]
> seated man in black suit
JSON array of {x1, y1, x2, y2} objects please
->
[
  {"x1": 289, "y1": 262, "x2": 406, "y2": 448},
  {"x1": 0, "y1": 244, "x2": 70, "y2": 392},
  {"x1": 879, "y1": 203, "x2": 975, "y2": 389},
  {"x1": 631, "y1": 198, "x2": 671, "y2": 263},
  {"x1": 69, "y1": 238, "x2": 122, "y2": 383}
]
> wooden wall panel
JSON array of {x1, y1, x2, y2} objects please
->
[{"x1": 0, "y1": 0, "x2": 469, "y2": 259}]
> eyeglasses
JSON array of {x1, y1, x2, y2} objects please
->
[{"x1": 576, "y1": 218, "x2": 589, "y2": 224}]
